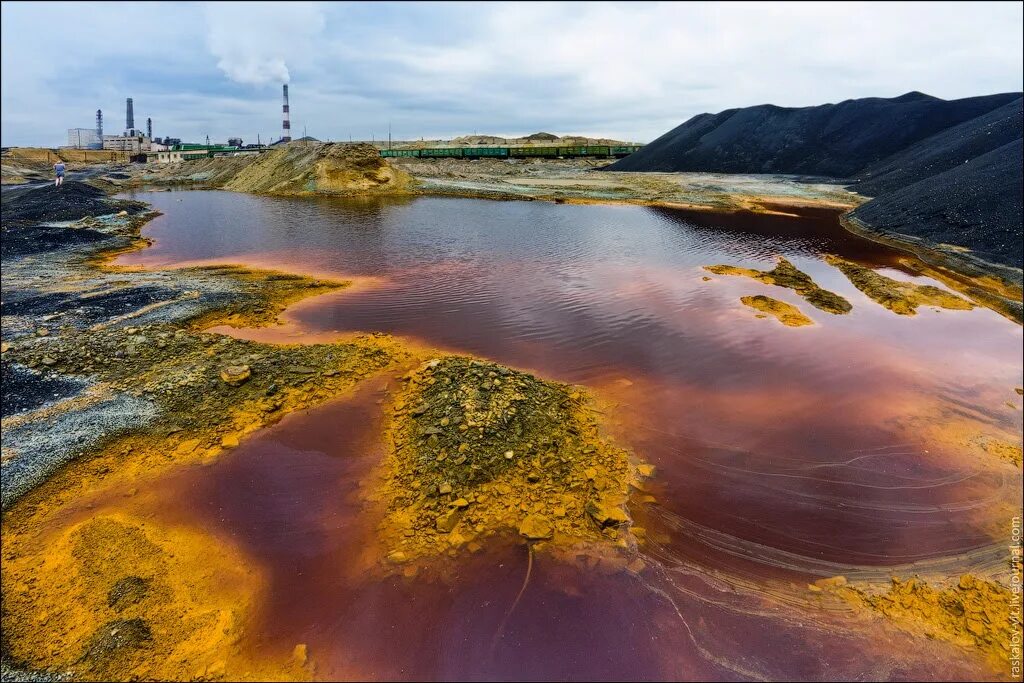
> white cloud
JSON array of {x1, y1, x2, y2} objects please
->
[
  {"x1": 203, "y1": 2, "x2": 326, "y2": 85},
  {"x1": 2, "y1": 1, "x2": 1021, "y2": 146}
]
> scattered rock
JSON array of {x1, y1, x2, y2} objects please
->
[
  {"x1": 586, "y1": 498, "x2": 629, "y2": 527},
  {"x1": 220, "y1": 434, "x2": 240, "y2": 448},
  {"x1": 82, "y1": 618, "x2": 153, "y2": 662},
  {"x1": 387, "y1": 550, "x2": 409, "y2": 564},
  {"x1": 219, "y1": 364, "x2": 251, "y2": 386},
  {"x1": 435, "y1": 508, "x2": 462, "y2": 533},
  {"x1": 519, "y1": 514, "x2": 554, "y2": 540}
]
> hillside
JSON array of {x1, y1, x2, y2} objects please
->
[
  {"x1": 608, "y1": 92, "x2": 1019, "y2": 177},
  {"x1": 850, "y1": 139, "x2": 1023, "y2": 268},
  {"x1": 138, "y1": 142, "x2": 414, "y2": 196},
  {"x1": 606, "y1": 92, "x2": 1023, "y2": 270},
  {"x1": 854, "y1": 97, "x2": 1022, "y2": 195}
]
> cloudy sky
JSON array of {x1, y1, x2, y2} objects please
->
[{"x1": 2, "y1": 1, "x2": 1021, "y2": 147}]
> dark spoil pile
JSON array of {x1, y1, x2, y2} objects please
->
[
  {"x1": 2, "y1": 182, "x2": 123, "y2": 223},
  {"x1": 1, "y1": 181, "x2": 146, "y2": 258},
  {"x1": 1, "y1": 364, "x2": 86, "y2": 418},
  {"x1": 851, "y1": 138, "x2": 1023, "y2": 269},
  {"x1": 608, "y1": 92, "x2": 1023, "y2": 269}
]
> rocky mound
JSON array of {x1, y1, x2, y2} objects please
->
[
  {"x1": 139, "y1": 143, "x2": 414, "y2": 197},
  {"x1": 377, "y1": 357, "x2": 647, "y2": 563}
]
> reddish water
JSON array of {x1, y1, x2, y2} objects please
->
[{"x1": 110, "y1": 190, "x2": 1022, "y2": 679}]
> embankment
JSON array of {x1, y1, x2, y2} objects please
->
[
  {"x1": 1, "y1": 147, "x2": 131, "y2": 185},
  {"x1": 133, "y1": 142, "x2": 415, "y2": 197}
]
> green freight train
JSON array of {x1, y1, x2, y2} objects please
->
[{"x1": 380, "y1": 144, "x2": 642, "y2": 160}]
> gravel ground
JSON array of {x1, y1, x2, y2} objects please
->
[{"x1": 1, "y1": 393, "x2": 157, "y2": 508}]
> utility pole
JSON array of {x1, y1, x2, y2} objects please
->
[{"x1": 388, "y1": 121, "x2": 392, "y2": 150}]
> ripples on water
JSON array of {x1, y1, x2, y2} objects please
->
[{"x1": 111, "y1": 190, "x2": 1021, "y2": 680}]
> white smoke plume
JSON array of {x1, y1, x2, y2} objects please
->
[{"x1": 203, "y1": 2, "x2": 325, "y2": 85}]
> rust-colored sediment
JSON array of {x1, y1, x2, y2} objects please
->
[
  {"x1": 1, "y1": 514, "x2": 304, "y2": 681},
  {"x1": 372, "y1": 356, "x2": 649, "y2": 566},
  {"x1": 740, "y1": 295, "x2": 814, "y2": 327},
  {"x1": 704, "y1": 257, "x2": 852, "y2": 314},
  {"x1": 825, "y1": 255, "x2": 975, "y2": 316},
  {"x1": 818, "y1": 574, "x2": 1022, "y2": 671}
]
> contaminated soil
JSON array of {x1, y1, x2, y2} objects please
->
[
  {"x1": 824, "y1": 254, "x2": 976, "y2": 315},
  {"x1": 374, "y1": 356, "x2": 648, "y2": 566},
  {"x1": 0, "y1": 166, "x2": 652, "y2": 680},
  {"x1": 2, "y1": 145, "x2": 1020, "y2": 681},
  {"x1": 703, "y1": 257, "x2": 852, "y2": 314},
  {"x1": 813, "y1": 573, "x2": 1021, "y2": 671},
  {"x1": 739, "y1": 295, "x2": 814, "y2": 327}
]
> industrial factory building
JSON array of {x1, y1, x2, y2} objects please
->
[
  {"x1": 66, "y1": 128, "x2": 100, "y2": 149},
  {"x1": 99, "y1": 97, "x2": 166, "y2": 153}
]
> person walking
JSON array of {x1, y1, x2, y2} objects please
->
[{"x1": 53, "y1": 159, "x2": 66, "y2": 187}]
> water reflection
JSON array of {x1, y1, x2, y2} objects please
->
[{"x1": 111, "y1": 190, "x2": 1021, "y2": 679}]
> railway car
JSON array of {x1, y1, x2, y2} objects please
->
[
  {"x1": 509, "y1": 146, "x2": 559, "y2": 158},
  {"x1": 557, "y1": 146, "x2": 611, "y2": 158},
  {"x1": 610, "y1": 145, "x2": 642, "y2": 157},
  {"x1": 379, "y1": 144, "x2": 643, "y2": 160},
  {"x1": 462, "y1": 147, "x2": 509, "y2": 159},
  {"x1": 419, "y1": 148, "x2": 464, "y2": 158}
]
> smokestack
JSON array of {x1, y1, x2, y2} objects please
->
[
  {"x1": 281, "y1": 84, "x2": 291, "y2": 143},
  {"x1": 126, "y1": 97, "x2": 134, "y2": 134},
  {"x1": 96, "y1": 109, "x2": 103, "y2": 139},
  {"x1": 147, "y1": 117, "x2": 152, "y2": 139}
]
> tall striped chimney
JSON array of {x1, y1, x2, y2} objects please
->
[
  {"x1": 146, "y1": 117, "x2": 152, "y2": 139},
  {"x1": 96, "y1": 109, "x2": 103, "y2": 140},
  {"x1": 281, "y1": 84, "x2": 291, "y2": 143},
  {"x1": 126, "y1": 98, "x2": 134, "y2": 134}
]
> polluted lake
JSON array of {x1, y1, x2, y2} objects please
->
[{"x1": 4, "y1": 189, "x2": 1021, "y2": 681}]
